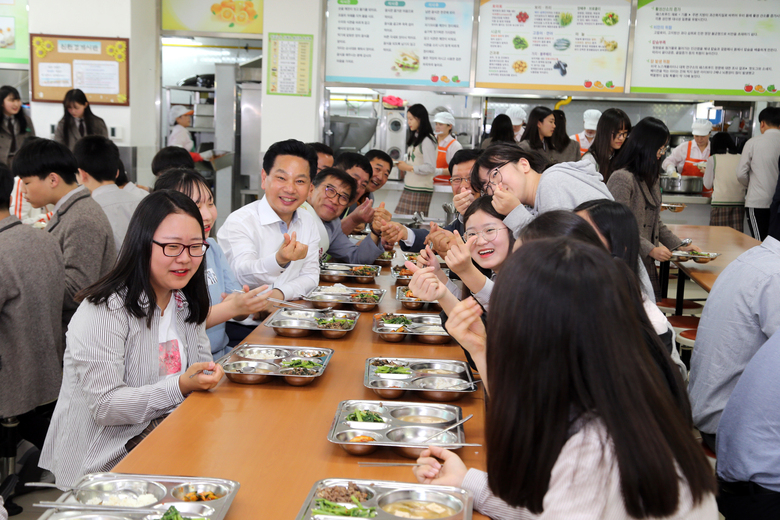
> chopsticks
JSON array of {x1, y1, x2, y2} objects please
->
[
  {"x1": 34, "y1": 502, "x2": 161, "y2": 514},
  {"x1": 419, "y1": 414, "x2": 473, "y2": 444},
  {"x1": 358, "y1": 462, "x2": 426, "y2": 467}
]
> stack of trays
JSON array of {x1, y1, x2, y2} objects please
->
[
  {"x1": 320, "y1": 263, "x2": 381, "y2": 283},
  {"x1": 220, "y1": 345, "x2": 334, "y2": 386},
  {"x1": 304, "y1": 286, "x2": 386, "y2": 312},
  {"x1": 372, "y1": 313, "x2": 451, "y2": 344},
  {"x1": 264, "y1": 308, "x2": 359, "y2": 338},
  {"x1": 395, "y1": 286, "x2": 442, "y2": 311},
  {"x1": 364, "y1": 357, "x2": 478, "y2": 402},
  {"x1": 35, "y1": 473, "x2": 239, "y2": 520},
  {"x1": 296, "y1": 478, "x2": 473, "y2": 519},
  {"x1": 327, "y1": 400, "x2": 469, "y2": 458}
]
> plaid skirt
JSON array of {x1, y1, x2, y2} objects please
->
[
  {"x1": 395, "y1": 189, "x2": 433, "y2": 216},
  {"x1": 710, "y1": 206, "x2": 745, "y2": 232}
]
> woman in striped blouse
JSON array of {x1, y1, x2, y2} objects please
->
[
  {"x1": 40, "y1": 190, "x2": 224, "y2": 486},
  {"x1": 415, "y1": 238, "x2": 717, "y2": 519}
]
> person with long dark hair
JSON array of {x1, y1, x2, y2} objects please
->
[
  {"x1": 480, "y1": 114, "x2": 515, "y2": 149},
  {"x1": 518, "y1": 106, "x2": 557, "y2": 163},
  {"x1": 414, "y1": 238, "x2": 717, "y2": 519},
  {"x1": 581, "y1": 107, "x2": 632, "y2": 182},
  {"x1": 395, "y1": 104, "x2": 437, "y2": 215},
  {"x1": 549, "y1": 109, "x2": 581, "y2": 163},
  {"x1": 39, "y1": 190, "x2": 224, "y2": 486},
  {"x1": 704, "y1": 132, "x2": 745, "y2": 232},
  {"x1": 53, "y1": 89, "x2": 108, "y2": 151},
  {"x1": 0, "y1": 85, "x2": 35, "y2": 166},
  {"x1": 607, "y1": 117, "x2": 700, "y2": 300}
]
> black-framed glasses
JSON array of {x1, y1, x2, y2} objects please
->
[
  {"x1": 152, "y1": 240, "x2": 209, "y2": 257},
  {"x1": 449, "y1": 177, "x2": 469, "y2": 186},
  {"x1": 324, "y1": 184, "x2": 350, "y2": 205},
  {"x1": 612, "y1": 130, "x2": 630, "y2": 140},
  {"x1": 483, "y1": 161, "x2": 511, "y2": 195},
  {"x1": 463, "y1": 226, "x2": 509, "y2": 242}
]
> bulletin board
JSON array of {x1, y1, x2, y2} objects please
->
[{"x1": 29, "y1": 34, "x2": 130, "y2": 106}]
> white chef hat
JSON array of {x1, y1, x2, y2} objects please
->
[
  {"x1": 506, "y1": 106, "x2": 527, "y2": 126},
  {"x1": 583, "y1": 109, "x2": 602, "y2": 130},
  {"x1": 692, "y1": 119, "x2": 713, "y2": 136},
  {"x1": 169, "y1": 105, "x2": 194, "y2": 126},
  {"x1": 433, "y1": 111, "x2": 455, "y2": 126}
]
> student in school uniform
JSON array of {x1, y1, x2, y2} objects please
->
[
  {"x1": 53, "y1": 89, "x2": 108, "y2": 151},
  {"x1": 0, "y1": 85, "x2": 34, "y2": 167}
]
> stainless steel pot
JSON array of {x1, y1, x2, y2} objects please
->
[{"x1": 660, "y1": 176, "x2": 703, "y2": 194}]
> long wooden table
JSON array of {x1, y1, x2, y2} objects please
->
[
  {"x1": 662, "y1": 225, "x2": 760, "y2": 313},
  {"x1": 113, "y1": 268, "x2": 489, "y2": 519}
]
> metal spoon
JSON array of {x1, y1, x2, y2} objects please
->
[
  {"x1": 269, "y1": 298, "x2": 333, "y2": 316},
  {"x1": 419, "y1": 414, "x2": 474, "y2": 444},
  {"x1": 26, "y1": 482, "x2": 140, "y2": 500}
]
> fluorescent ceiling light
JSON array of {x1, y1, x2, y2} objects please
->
[{"x1": 162, "y1": 37, "x2": 202, "y2": 46}]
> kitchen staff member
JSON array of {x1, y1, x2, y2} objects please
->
[
  {"x1": 167, "y1": 105, "x2": 213, "y2": 162},
  {"x1": 433, "y1": 111, "x2": 462, "y2": 182},
  {"x1": 571, "y1": 109, "x2": 601, "y2": 155},
  {"x1": 506, "y1": 105, "x2": 527, "y2": 142},
  {"x1": 662, "y1": 119, "x2": 712, "y2": 195}
]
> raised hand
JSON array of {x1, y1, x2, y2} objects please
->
[
  {"x1": 413, "y1": 446, "x2": 468, "y2": 487},
  {"x1": 352, "y1": 198, "x2": 375, "y2": 224},
  {"x1": 224, "y1": 285, "x2": 271, "y2": 316},
  {"x1": 445, "y1": 297, "x2": 487, "y2": 358},
  {"x1": 179, "y1": 361, "x2": 224, "y2": 395},
  {"x1": 425, "y1": 222, "x2": 457, "y2": 256},
  {"x1": 407, "y1": 264, "x2": 449, "y2": 302},
  {"x1": 453, "y1": 186, "x2": 475, "y2": 215},
  {"x1": 443, "y1": 230, "x2": 477, "y2": 275},
  {"x1": 491, "y1": 183, "x2": 521, "y2": 215},
  {"x1": 371, "y1": 202, "x2": 392, "y2": 230},
  {"x1": 276, "y1": 231, "x2": 309, "y2": 266}
]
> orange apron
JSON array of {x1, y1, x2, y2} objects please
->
[
  {"x1": 574, "y1": 133, "x2": 589, "y2": 155},
  {"x1": 433, "y1": 137, "x2": 456, "y2": 183},
  {"x1": 681, "y1": 141, "x2": 711, "y2": 196}
]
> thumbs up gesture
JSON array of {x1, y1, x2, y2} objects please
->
[
  {"x1": 372, "y1": 202, "x2": 393, "y2": 229},
  {"x1": 276, "y1": 231, "x2": 309, "y2": 266}
]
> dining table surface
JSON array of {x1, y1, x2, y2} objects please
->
[{"x1": 113, "y1": 257, "x2": 490, "y2": 520}]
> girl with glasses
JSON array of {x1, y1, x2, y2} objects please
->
[
  {"x1": 607, "y1": 117, "x2": 700, "y2": 301},
  {"x1": 154, "y1": 168, "x2": 272, "y2": 360},
  {"x1": 40, "y1": 190, "x2": 225, "y2": 486},
  {"x1": 581, "y1": 108, "x2": 632, "y2": 182}
]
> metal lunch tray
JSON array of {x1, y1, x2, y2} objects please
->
[
  {"x1": 364, "y1": 357, "x2": 478, "y2": 402},
  {"x1": 263, "y1": 308, "x2": 360, "y2": 338},
  {"x1": 391, "y1": 265, "x2": 450, "y2": 282},
  {"x1": 372, "y1": 313, "x2": 450, "y2": 342},
  {"x1": 35, "y1": 472, "x2": 240, "y2": 520},
  {"x1": 304, "y1": 287, "x2": 387, "y2": 307},
  {"x1": 295, "y1": 478, "x2": 473, "y2": 520},
  {"x1": 320, "y1": 263, "x2": 382, "y2": 278},
  {"x1": 327, "y1": 400, "x2": 467, "y2": 458},
  {"x1": 671, "y1": 251, "x2": 720, "y2": 262},
  {"x1": 395, "y1": 286, "x2": 439, "y2": 305},
  {"x1": 219, "y1": 344, "x2": 334, "y2": 385}
]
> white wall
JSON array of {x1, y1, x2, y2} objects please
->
[{"x1": 259, "y1": 0, "x2": 323, "y2": 152}]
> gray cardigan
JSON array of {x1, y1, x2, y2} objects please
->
[
  {"x1": 0, "y1": 112, "x2": 35, "y2": 166},
  {"x1": 47, "y1": 187, "x2": 117, "y2": 329},
  {"x1": 0, "y1": 216, "x2": 65, "y2": 417},
  {"x1": 607, "y1": 169, "x2": 681, "y2": 258}
]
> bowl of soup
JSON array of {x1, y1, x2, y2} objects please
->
[{"x1": 378, "y1": 489, "x2": 462, "y2": 519}]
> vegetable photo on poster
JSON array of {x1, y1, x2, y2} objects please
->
[{"x1": 162, "y1": 0, "x2": 263, "y2": 35}]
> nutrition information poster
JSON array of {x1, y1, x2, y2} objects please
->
[
  {"x1": 325, "y1": 0, "x2": 474, "y2": 87},
  {"x1": 475, "y1": 0, "x2": 631, "y2": 92},
  {"x1": 266, "y1": 33, "x2": 313, "y2": 97},
  {"x1": 631, "y1": 0, "x2": 780, "y2": 97},
  {"x1": 0, "y1": 0, "x2": 28, "y2": 66}
]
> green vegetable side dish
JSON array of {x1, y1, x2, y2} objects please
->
[
  {"x1": 602, "y1": 12, "x2": 618, "y2": 26},
  {"x1": 512, "y1": 36, "x2": 528, "y2": 50},
  {"x1": 379, "y1": 251, "x2": 394, "y2": 260},
  {"x1": 381, "y1": 314, "x2": 413, "y2": 326},
  {"x1": 375, "y1": 365, "x2": 412, "y2": 374},
  {"x1": 161, "y1": 506, "x2": 205, "y2": 520},
  {"x1": 346, "y1": 409, "x2": 385, "y2": 422},
  {"x1": 316, "y1": 318, "x2": 355, "y2": 330},
  {"x1": 558, "y1": 12, "x2": 573, "y2": 27},
  {"x1": 282, "y1": 359, "x2": 321, "y2": 369},
  {"x1": 313, "y1": 497, "x2": 377, "y2": 517}
]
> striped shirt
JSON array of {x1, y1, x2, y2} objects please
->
[
  {"x1": 39, "y1": 290, "x2": 212, "y2": 486},
  {"x1": 461, "y1": 420, "x2": 717, "y2": 519}
]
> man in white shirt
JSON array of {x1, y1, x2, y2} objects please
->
[
  {"x1": 737, "y1": 107, "x2": 780, "y2": 241},
  {"x1": 570, "y1": 109, "x2": 601, "y2": 155},
  {"x1": 74, "y1": 136, "x2": 147, "y2": 251},
  {"x1": 217, "y1": 139, "x2": 320, "y2": 302}
]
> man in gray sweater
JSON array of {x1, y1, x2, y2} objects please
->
[{"x1": 13, "y1": 138, "x2": 116, "y2": 332}]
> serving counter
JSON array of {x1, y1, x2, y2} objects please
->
[{"x1": 113, "y1": 264, "x2": 490, "y2": 520}]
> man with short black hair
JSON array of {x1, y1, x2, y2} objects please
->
[
  {"x1": 14, "y1": 138, "x2": 116, "y2": 331},
  {"x1": 307, "y1": 142, "x2": 334, "y2": 173},
  {"x1": 74, "y1": 135, "x2": 147, "y2": 251}
]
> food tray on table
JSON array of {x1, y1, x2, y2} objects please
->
[
  {"x1": 264, "y1": 308, "x2": 360, "y2": 338},
  {"x1": 402, "y1": 252, "x2": 446, "y2": 267},
  {"x1": 661, "y1": 203, "x2": 686, "y2": 212},
  {"x1": 365, "y1": 357, "x2": 478, "y2": 402},
  {"x1": 219, "y1": 344, "x2": 334, "y2": 386},
  {"x1": 391, "y1": 266, "x2": 450, "y2": 287},
  {"x1": 295, "y1": 478, "x2": 473, "y2": 519},
  {"x1": 304, "y1": 286, "x2": 386, "y2": 312},
  {"x1": 327, "y1": 400, "x2": 471, "y2": 458},
  {"x1": 671, "y1": 251, "x2": 720, "y2": 263},
  {"x1": 374, "y1": 251, "x2": 395, "y2": 267},
  {"x1": 395, "y1": 287, "x2": 442, "y2": 311},
  {"x1": 320, "y1": 263, "x2": 382, "y2": 283},
  {"x1": 35, "y1": 472, "x2": 240, "y2": 520},
  {"x1": 372, "y1": 313, "x2": 451, "y2": 344}
]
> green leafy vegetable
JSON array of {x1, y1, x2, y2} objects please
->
[
  {"x1": 282, "y1": 359, "x2": 321, "y2": 369},
  {"x1": 375, "y1": 365, "x2": 412, "y2": 374},
  {"x1": 558, "y1": 12, "x2": 573, "y2": 26},
  {"x1": 312, "y1": 497, "x2": 377, "y2": 517},
  {"x1": 381, "y1": 314, "x2": 412, "y2": 325},
  {"x1": 346, "y1": 410, "x2": 384, "y2": 422},
  {"x1": 161, "y1": 506, "x2": 204, "y2": 520},
  {"x1": 602, "y1": 12, "x2": 618, "y2": 25},
  {"x1": 512, "y1": 36, "x2": 528, "y2": 50}
]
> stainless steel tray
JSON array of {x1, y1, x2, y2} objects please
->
[
  {"x1": 364, "y1": 357, "x2": 478, "y2": 402},
  {"x1": 402, "y1": 252, "x2": 446, "y2": 265},
  {"x1": 219, "y1": 344, "x2": 334, "y2": 386},
  {"x1": 374, "y1": 251, "x2": 396, "y2": 267},
  {"x1": 671, "y1": 251, "x2": 720, "y2": 263},
  {"x1": 327, "y1": 400, "x2": 468, "y2": 458},
  {"x1": 264, "y1": 308, "x2": 359, "y2": 339},
  {"x1": 35, "y1": 472, "x2": 240, "y2": 520},
  {"x1": 372, "y1": 313, "x2": 451, "y2": 344},
  {"x1": 319, "y1": 263, "x2": 382, "y2": 283},
  {"x1": 304, "y1": 286, "x2": 386, "y2": 311},
  {"x1": 295, "y1": 478, "x2": 473, "y2": 520},
  {"x1": 391, "y1": 266, "x2": 450, "y2": 286},
  {"x1": 395, "y1": 286, "x2": 442, "y2": 311}
]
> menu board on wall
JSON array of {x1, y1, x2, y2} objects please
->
[
  {"x1": 267, "y1": 33, "x2": 313, "y2": 96},
  {"x1": 0, "y1": 0, "x2": 29, "y2": 65},
  {"x1": 325, "y1": 0, "x2": 474, "y2": 87},
  {"x1": 162, "y1": 0, "x2": 263, "y2": 36},
  {"x1": 631, "y1": 0, "x2": 779, "y2": 96},
  {"x1": 475, "y1": 0, "x2": 631, "y2": 92}
]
